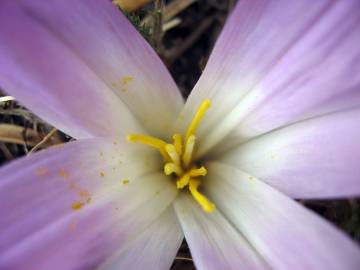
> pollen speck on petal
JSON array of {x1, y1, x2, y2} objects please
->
[
  {"x1": 68, "y1": 219, "x2": 78, "y2": 232},
  {"x1": 121, "y1": 76, "x2": 133, "y2": 85},
  {"x1": 58, "y1": 169, "x2": 70, "y2": 179},
  {"x1": 71, "y1": 201, "x2": 84, "y2": 210},
  {"x1": 35, "y1": 167, "x2": 48, "y2": 177}
]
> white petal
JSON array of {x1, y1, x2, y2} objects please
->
[
  {"x1": 0, "y1": 0, "x2": 183, "y2": 138},
  {"x1": 99, "y1": 206, "x2": 183, "y2": 270},
  {"x1": 177, "y1": 0, "x2": 360, "y2": 157},
  {"x1": 205, "y1": 162, "x2": 360, "y2": 270},
  {"x1": 0, "y1": 138, "x2": 177, "y2": 269},
  {"x1": 174, "y1": 194, "x2": 269, "y2": 270},
  {"x1": 218, "y1": 109, "x2": 360, "y2": 199}
]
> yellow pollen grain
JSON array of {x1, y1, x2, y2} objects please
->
[
  {"x1": 71, "y1": 201, "x2": 84, "y2": 210},
  {"x1": 35, "y1": 167, "x2": 48, "y2": 177},
  {"x1": 58, "y1": 169, "x2": 70, "y2": 179},
  {"x1": 122, "y1": 179, "x2": 130, "y2": 185},
  {"x1": 77, "y1": 190, "x2": 91, "y2": 197},
  {"x1": 68, "y1": 219, "x2": 78, "y2": 232},
  {"x1": 68, "y1": 182, "x2": 79, "y2": 190},
  {"x1": 100, "y1": 171, "x2": 105, "y2": 177},
  {"x1": 121, "y1": 76, "x2": 133, "y2": 85}
]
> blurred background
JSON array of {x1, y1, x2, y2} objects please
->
[{"x1": 0, "y1": 1, "x2": 359, "y2": 269}]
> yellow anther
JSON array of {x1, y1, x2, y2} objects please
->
[
  {"x1": 189, "y1": 166, "x2": 207, "y2": 177},
  {"x1": 164, "y1": 163, "x2": 183, "y2": 176},
  {"x1": 185, "y1": 99, "x2": 211, "y2": 141},
  {"x1": 165, "y1": 144, "x2": 181, "y2": 165},
  {"x1": 189, "y1": 179, "x2": 215, "y2": 213},
  {"x1": 182, "y1": 135, "x2": 195, "y2": 168},
  {"x1": 172, "y1": 134, "x2": 183, "y2": 156},
  {"x1": 127, "y1": 134, "x2": 170, "y2": 161},
  {"x1": 127, "y1": 134, "x2": 166, "y2": 149},
  {"x1": 177, "y1": 174, "x2": 190, "y2": 189}
]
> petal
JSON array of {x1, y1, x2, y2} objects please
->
[
  {"x1": 99, "y1": 206, "x2": 183, "y2": 270},
  {"x1": 177, "y1": 0, "x2": 360, "y2": 157},
  {"x1": 205, "y1": 162, "x2": 360, "y2": 270},
  {"x1": 0, "y1": 0, "x2": 183, "y2": 139},
  {"x1": 174, "y1": 194, "x2": 269, "y2": 270},
  {"x1": 219, "y1": 109, "x2": 360, "y2": 199},
  {"x1": 0, "y1": 138, "x2": 177, "y2": 269}
]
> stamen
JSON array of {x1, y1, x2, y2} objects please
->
[
  {"x1": 185, "y1": 99, "x2": 211, "y2": 141},
  {"x1": 172, "y1": 134, "x2": 183, "y2": 156},
  {"x1": 164, "y1": 163, "x2": 183, "y2": 176},
  {"x1": 127, "y1": 99, "x2": 215, "y2": 213},
  {"x1": 189, "y1": 179, "x2": 215, "y2": 213},
  {"x1": 176, "y1": 166, "x2": 207, "y2": 189},
  {"x1": 189, "y1": 166, "x2": 207, "y2": 177},
  {"x1": 165, "y1": 144, "x2": 181, "y2": 165},
  {"x1": 127, "y1": 134, "x2": 169, "y2": 160},
  {"x1": 182, "y1": 135, "x2": 195, "y2": 168},
  {"x1": 177, "y1": 174, "x2": 190, "y2": 189}
]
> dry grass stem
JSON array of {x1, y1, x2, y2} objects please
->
[
  {"x1": 0, "y1": 96, "x2": 15, "y2": 103},
  {"x1": 28, "y1": 128, "x2": 58, "y2": 154}
]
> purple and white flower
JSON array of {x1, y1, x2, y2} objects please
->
[{"x1": 0, "y1": 0, "x2": 360, "y2": 269}]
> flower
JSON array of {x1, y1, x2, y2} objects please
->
[{"x1": 0, "y1": 0, "x2": 360, "y2": 269}]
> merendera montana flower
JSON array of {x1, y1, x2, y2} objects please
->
[{"x1": 0, "y1": 0, "x2": 360, "y2": 269}]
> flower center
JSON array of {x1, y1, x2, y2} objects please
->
[{"x1": 127, "y1": 100, "x2": 215, "y2": 213}]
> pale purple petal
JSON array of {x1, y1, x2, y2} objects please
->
[
  {"x1": 0, "y1": 0, "x2": 183, "y2": 139},
  {"x1": 0, "y1": 139, "x2": 177, "y2": 269},
  {"x1": 219, "y1": 109, "x2": 360, "y2": 199},
  {"x1": 99, "y1": 206, "x2": 183, "y2": 270},
  {"x1": 174, "y1": 194, "x2": 269, "y2": 270},
  {"x1": 177, "y1": 0, "x2": 360, "y2": 157},
  {"x1": 205, "y1": 162, "x2": 360, "y2": 270}
]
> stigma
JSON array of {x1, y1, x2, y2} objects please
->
[{"x1": 127, "y1": 99, "x2": 215, "y2": 213}]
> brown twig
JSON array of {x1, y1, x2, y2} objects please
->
[
  {"x1": 28, "y1": 128, "x2": 58, "y2": 154},
  {"x1": 162, "y1": 17, "x2": 214, "y2": 64},
  {"x1": 152, "y1": 0, "x2": 165, "y2": 52},
  {"x1": 163, "y1": 0, "x2": 197, "y2": 22},
  {"x1": 0, "y1": 96, "x2": 15, "y2": 103},
  {"x1": 0, "y1": 143, "x2": 13, "y2": 161},
  {"x1": 175, "y1": 256, "x2": 193, "y2": 261},
  {"x1": 163, "y1": 18, "x2": 182, "y2": 32},
  {"x1": 0, "y1": 124, "x2": 44, "y2": 146}
]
